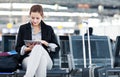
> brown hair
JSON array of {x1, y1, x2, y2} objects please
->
[{"x1": 29, "y1": 5, "x2": 44, "y2": 17}]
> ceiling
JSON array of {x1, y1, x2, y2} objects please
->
[
  {"x1": 0, "y1": 0, "x2": 120, "y2": 11},
  {"x1": 0, "y1": 0, "x2": 120, "y2": 24},
  {"x1": 0, "y1": 0, "x2": 119, "y2": 5}
]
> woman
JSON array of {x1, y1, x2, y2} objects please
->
[{"x1": 15, "y1": 5, "x2": 60, "y2": 77}]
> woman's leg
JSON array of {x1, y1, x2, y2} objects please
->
[
  {"x1": 23, "y1": 45, "x2": 53, "y2": 77},
  {"x1": 22, "y1": 57, "x2": 28, "y2": 70},
  {"x1": 23, "y1": 45, "x2": 46, "y2": 77},
  {"x1": 35, "y1": 46, "x2": 53, "y2": 77}
]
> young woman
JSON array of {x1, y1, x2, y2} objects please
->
[{"x1": 15, "y1": 5, "x2": 60, "y2": 77}]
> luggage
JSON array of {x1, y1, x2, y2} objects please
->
[
  {"x1": 105, "y1": 36, "x2": 120, "y2": 77},
  {"x1": 82, "y1": 26, "x2": 97, "y2": 77},
  {"x1": 69, "y1": 28, "x2": 113, "y2": 77},
  {"x1": 0, "y1": 51, "x2": 19, "y2": 72}
]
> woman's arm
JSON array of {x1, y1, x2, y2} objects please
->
[{"x1": 15, "y1": 26, "x2": 24, "y2": 54}]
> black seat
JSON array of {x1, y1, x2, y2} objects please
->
[
  {"x1": 0, "y1": 72, "x2": 17, "y2": 77},
  {"x1": 0, "y1": 35, "x2": 71, "y2": 77},
  {"x1": 45, "y1": 35, "x2": 71, "y2": 77},
  {"x1": 114, "y1": 36, "x2": 120, "y2": 67},
  {"x1": 68, "y1": 35, "x2": 113, "y2": 76},
  {"x1": 106, "y1": 36, "x2": 120, "y2": 77},
  {"x1": 16, "y1": 35, "x2": 71, "y2": 77},
  {"x1": 58, "y1": 36, "x2": 70, "y2": 69}
]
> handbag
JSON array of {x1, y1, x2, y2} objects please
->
[{"x1": 0, "y1": 53, "x2": 19, "y2": 72}]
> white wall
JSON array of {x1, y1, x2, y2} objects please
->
[{"x1": 93, "y1": 25, "x2": 120, "y2": 40}]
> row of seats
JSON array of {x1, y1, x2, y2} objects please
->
[
  {"x1": 59, "y1": 35, "x2": 114, "y2": 77},
  {"x1": 0, "y1": 35, "x2": 118, "y2": 77},
  {"x1": 0, "y1": 35, "x2": 72, "y2": 77}
]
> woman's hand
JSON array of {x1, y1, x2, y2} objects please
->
[
  {"x1": 25, "y1": 43, "x2": 35, "y2": 52},
  {"x1": 41, "y1": 40, "x2": 49, "y2": 46},
  {"x1": 24, "y1": 40, "x2": 48, "y2": 52}
]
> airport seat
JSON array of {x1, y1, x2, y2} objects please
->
[
  {"x1": 0, "y1": 35, "x2": 72, "y2": 77},
  {"x1": 106, "y1": 36, "x2": 120, "y2": 77},
  {"x1": 15, "y1": 35, "x2": 72, "y2": 77},
  {"x1": 0, "y1": 35, "x2": 18, "y2": 77},
  {"x1": 114, "y1": 36, "x2": 120, "y2": 67},
  {"x1": 58, "y1": 36, "x2": 70, "y2": 69},
  {"x1": 14, "y1": 60, "x2": 70, "y2": 77},
  {"x1": 0, "y1": 72, "x2": 17, "y2": 77},
  {"x1": 15, "y1": 65, "x2": 70, "y2": 77},
  {"x1": 68, "y1": 35, "x2": 113, "y2": 77}
]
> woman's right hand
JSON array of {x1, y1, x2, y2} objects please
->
[{"x1": 25, "y1": 44, "x2": 35, "y2": 52}]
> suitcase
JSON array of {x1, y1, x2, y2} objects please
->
[
  {"x1": 82, "y1": 64, "x2": 104, "y2": 77},
  {"x1": 81, "y1": 26, "x2": 97, "y2": 77},
  {"x1": 69, "y1": 27, "x2": 113, "y2": 77},
  {"x1": 81, "y1": 26, "x2": 112, "y2": 77}
]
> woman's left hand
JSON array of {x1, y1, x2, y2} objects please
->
[{"x1": 41, "y1": 40, "x2": 49, "y2": 46}]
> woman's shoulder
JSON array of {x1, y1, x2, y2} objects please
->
[
  {"x1": 20, "y1": 22, "x2": 31, "y2": 29},
  {"x1": 46, "y1": 25, "x2": 53, "y2": 32},
  {"x1": 41, "y1": 21, "x2": 53, "y2": 30},
  {"x1": 46, "y1": 25, "x2": 52, "y2": 29}
]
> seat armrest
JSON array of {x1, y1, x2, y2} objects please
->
[{"x1": 67, "y1": 53, "x2": 75, "y2": 71}]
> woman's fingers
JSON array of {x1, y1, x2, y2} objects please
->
[{"x1": 41, "y1": 40, "x2": 48, "y2": 46}]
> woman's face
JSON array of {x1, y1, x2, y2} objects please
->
[{"x1": 30, "y1": 12, "x2": 42, "y2": 26}]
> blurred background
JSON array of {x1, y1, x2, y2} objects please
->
[
  {"x1": 0, "y1": 0, "x2": 120, "y2": 51},
  {"x1": 0, "y1": 1, "x2": 120, "y2": 77}
]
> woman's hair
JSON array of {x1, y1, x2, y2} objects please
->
[{"x1": 29, "y1": 5, "x2": 44, "y2": 17}]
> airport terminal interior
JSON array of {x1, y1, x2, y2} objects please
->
[{"x1": 0, "y1": 0, "x2": 120, "y2": 77}]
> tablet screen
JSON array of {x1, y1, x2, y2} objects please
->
[{"x1": 24, "y1": 40, "x2": 41, "y2": 46}]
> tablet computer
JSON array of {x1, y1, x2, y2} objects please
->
[{"x1": 24, "y1": 40, "x2": 41, "y2": 46}]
